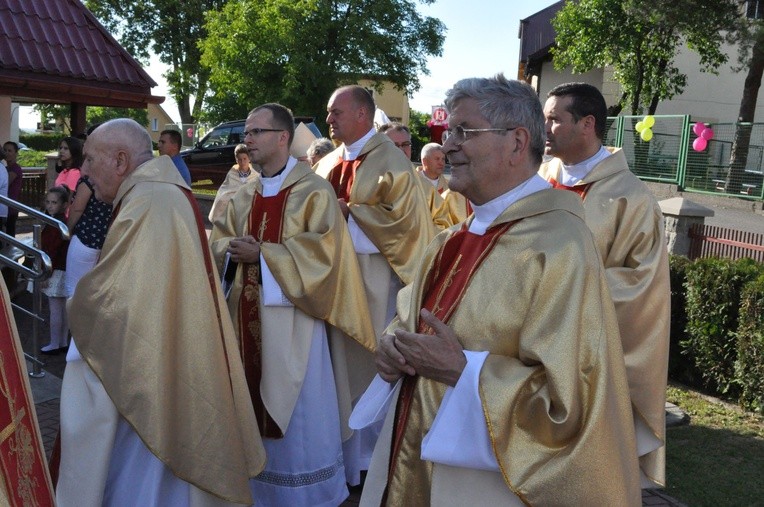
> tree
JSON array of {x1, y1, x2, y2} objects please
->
[
  {"x1": 84, "y1": 0, "x2": 226, "y2": 125},
  {"x1": 551, "y1": 0, "x2": 740, "y2": 115},
  {"x1": 727, "y1": 19, "x2": 764, "y2": 193},
  {"x1": 87, "y1": 107, "x2": 149, "y2": 127},
  {"x1": 199, "y1": 0, "x2": 445, "y2": 125},
  {"x1": 34, "y1": 105, "x2": 149, "y2": 133}
]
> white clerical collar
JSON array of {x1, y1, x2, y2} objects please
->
[
  {"x1": 559, "y1": 145, "x2": 611, "y2": 185},
  {"x1": 343, "y1": 128, "x2": 377, "y2": 161},
  {"x1": 425, "y1": 174, "x2": 439, "y2": 187},
  {"x1": 261, "y1": 156, "x2": 297, "y2": 197},
  {"x1": 469, "y1": 174, "x2": 551, "y2": 235}
]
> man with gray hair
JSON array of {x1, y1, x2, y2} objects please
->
[
  {"x1": 355, "y1": 75, "x2": 640, "y2": 506},
  {"x1": 307, "y1": 137, "x2": 334, "y2": 166},
  {"x1": 58, "y1": 118, "x2": 266, "y2": 506}
]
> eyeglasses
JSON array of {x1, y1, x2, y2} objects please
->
[
  {"x1": 394, "y1": 141, "x2": 412, "y2": 148},
  {"x1": 442, "y1": 125, "x2": 517, "y2": 145},
  {"x1": 243, "y1": 128, "x2": 284, "y2": 137}
]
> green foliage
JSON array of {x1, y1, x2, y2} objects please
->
[
  {"x1": 199, "y1": 0, "x2": 444, "y2": 125},
  {"x1": 668, "y1": 255, "x2": 697, "y2": 383},
  {"x1": 551, "y1": 0, "x2": 740, "y2": 115},
  {"x1": 84, "y1": 0, "x2": 226, "y2": 124},
  {"x1": 87, "y1": 107, "x2": 148, "y2": 127},
  {"x1": 16, "y1": 150, "x2": 49, "y2": 168},
  {"x1": 736, "y1": 273, "x2": 764, "y2": 413},
  {"x1": 19, "y1": 134, "x2": 60, "y2": 152},
  {"x1": 408, "y1": 110, "x2": 431, "y2": 163},
  {"x1": 33, "y1": 104, "x2": 70, "y2": 133},
  {"x1": 682, "y1": 257, "x2": 764, "y2": 396}
]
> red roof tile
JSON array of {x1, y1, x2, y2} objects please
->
[{"x1": 0, "y1": 0, "x2": 162, "y2": 107}]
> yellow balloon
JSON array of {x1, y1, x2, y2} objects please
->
[
  {"x1": 640, "y1": 128, "x2": 653, "y2": 142},
  {"x1": 635, "y1": 121, "x2": 645, "y2": 132},
  {"x1": 643, "y1": 115, "x2": 655, "y2": 128}
]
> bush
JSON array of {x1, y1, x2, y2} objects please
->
[
  {"x1": 668, "y1": 255, "x2": 697, "y2": 383},
  {"x1": 736, "y1": 273, "x2": 764, "y2": 414},
  {"x1": 19, "y1": 133, "x2": 60, "y2": 152},
  {"x1": 682, "y1": 258, "x2": 764, "y2": 396},
  {"x1": 17, "y1": 150, "x2": 48, "y2": 167}
]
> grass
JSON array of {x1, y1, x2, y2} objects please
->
[{"x1": 665, "y1": 385, "x2": 764, "y2": 506}]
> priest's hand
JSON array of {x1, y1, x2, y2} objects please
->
[
  {"x1": 393, "y1": 309, "x2": 467, "y2": 387},
  {"x1": 228, "y1": 236, "x2": 260, "y2": 263},
  {"x1": 376, "y1": 333, "x2": 416, "y2": 383},
  {"x1": 338, "y1": 198, "x2": 350, "y2": 219}
]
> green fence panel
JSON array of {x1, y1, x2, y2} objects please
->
[
  {"x1": 683, "y1": 122, "x2": 764, "y2": 200},
  {"x1": 608, "y1": 115, "x2": 688, "y2": 184},
  {"x1": 601, "y1": 115, "x2": 763, "y2": 201}
]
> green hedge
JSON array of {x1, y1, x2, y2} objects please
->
[
  {"x1": 736, "y1": 273, "x2": 764, "y2": 413},
  {"x1": 668, "y1": 256, "x2": 696, "y2": 383},
  {"x1": 19, "y1": 133, "x2": 60, "y2": 152},
  {"x1": 672, "y1": 256, "x2": 764, "y2": 413}
]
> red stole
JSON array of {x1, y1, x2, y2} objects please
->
[
  {"x1": 238, "y1": 185, "x2": 293, "y2": 438},
  {"x1": 383, "y1": 219, "x2": 516, "y2": 502},
  {"x1": 548, "y1": 177, "x2": 592, "y2": 200},
  {"x1": 326, "y1": 154, "x2": 367, "y2": 201}
]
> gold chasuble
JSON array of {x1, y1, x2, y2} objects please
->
[
  {"x1": 68, "y1": 157, "x2": 265, "y2": 505},
  {"x1": 415, "y1": 170, "x2": 455, "y2": 230},
  {"x1": 540, "y1": 147, "x2": 671, "y2": 485},
  {"x1": 0, "y1": 279, "x2": 55, "y2": 506},
  {"x1": 377, "y1": 189, "x2": 640, "y2": 506},
  {"x1": 315, "y1": 132, "x2": 436, "y2": 285},
  {"x1": 434, "y1": 188, "x2": 473, "y2": 229},
  {"x1": 210, "y1": 162, "x2": 376, "y2": 438}
]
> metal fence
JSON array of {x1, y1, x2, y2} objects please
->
[
  {"x1": 688, "y1": 223, "x2": 764, "y2": 262},
  {"x1": 606, "y1": 115, "x2": 764, "y2": 201}
]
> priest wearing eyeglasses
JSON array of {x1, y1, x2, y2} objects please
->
[
  {"x1": 210, "y1": 103, "x2": 376, "y2": 506},
  {"x1": 354, "y1": 75, "x2": 641, "y2": 507}
]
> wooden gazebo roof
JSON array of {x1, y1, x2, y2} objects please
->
[{"x1": 0, "y1": 0, "x2": 163, "y2": 129}]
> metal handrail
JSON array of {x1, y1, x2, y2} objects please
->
[
  {"x1": 0, "y1": 194, "x2": 70, "y2": 239},
  {"x1": 0, "y1": 194, "x2": 69, "y2": 377}
]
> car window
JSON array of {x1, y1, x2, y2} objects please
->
[
  {"x1": 228, "y1": 124, "x2": 245, "y2": 146},
  {"x1": 201, "y1": 127, "x2": 231, "y2": 149}
]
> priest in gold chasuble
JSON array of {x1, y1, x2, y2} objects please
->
[
  {"x1": 316, "y1": 86, "x2": 436, "y2": 484},
  {"x1": 356, "y1": 76, "x2": 640, "y2": 507},
  {"x1": 210, "y1": 103, "x2": 376, "y2": 506},
  {"x1": 61, "y1": 119, "x2": 265, "y2": 507},
  {"x1": 540, "y1": 82, "x2": 671, "y2": 487}
]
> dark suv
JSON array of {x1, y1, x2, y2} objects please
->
[{"x1": 181, "y1": 117, "x2": 320, "y2": 185}]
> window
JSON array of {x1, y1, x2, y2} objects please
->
[
  {"x1": 201, "y1": 127, "x2": 231, "y2": 149},
  {"x1": 151, "y1": 118, "x2": 159, "y2": 131}
]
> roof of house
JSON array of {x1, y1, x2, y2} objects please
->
[
  {"x1": 0, "y1": 0, "x2": 163, "y2": 108},
  {"x1": 518, "y1": 1, "x2": 564, "y2": 65}
]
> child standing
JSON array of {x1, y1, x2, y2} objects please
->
[{"x1": 40, "y1": 186, "x2": 71, "y2": 354}]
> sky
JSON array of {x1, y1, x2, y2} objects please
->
[{"x1": 19, "y1": 0, "x2": 560, "y2": 129}]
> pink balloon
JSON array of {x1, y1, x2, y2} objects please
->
[
  {"x1": 701, "y1": 128, "x2": 714, "y2": 140},
  {"x1": 693, "y1": 137, "x2": 708, "y2": 152},
  {"x1": 186, "y1": 128, "x2": 194, "y2": 138},
  {"x1": 693, "y1": 122, "x2": 706, "y2": 136}
]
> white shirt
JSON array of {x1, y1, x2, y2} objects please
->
[{"x1": 558, "y1": 145, "x2": 611, "y2": 185}]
